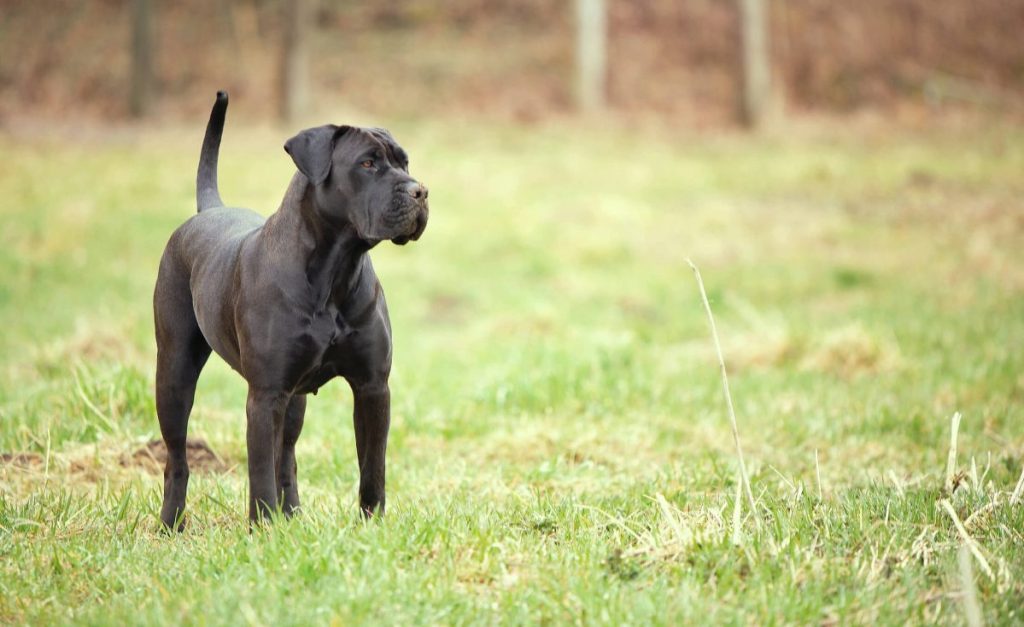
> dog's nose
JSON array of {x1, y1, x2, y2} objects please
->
[{"x1": 404, "y1": 182, "x2": 428, "y2": 201}]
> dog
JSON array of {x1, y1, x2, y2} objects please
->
[{"x1": 153, "y1": 91, "x2": 428, "y2": 529}]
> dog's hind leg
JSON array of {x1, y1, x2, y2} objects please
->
[
  {"x1": 154, "y1": 262, "x2": 211, "y2": 532},
  {"x1": 278, "y1": 394, "x2": 306, "y2": 516}
]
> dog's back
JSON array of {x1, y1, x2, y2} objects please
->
[{"x1": 154, "y1": 91, "x2": 263, "y2": 376}]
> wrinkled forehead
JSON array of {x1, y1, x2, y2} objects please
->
[{"x1": 336, "y1": 126, "x2": 409, "y2": 170}]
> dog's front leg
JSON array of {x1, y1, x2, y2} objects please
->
[
  {"x1": 351, "y1": 382, "x2": 390, "y2": 518},
  {"x1": 278, "y1": 394, "x2": 306, "y2": 516},
  {"x1": 246, "y1": 387, "x2": 290, "y2": 524}
]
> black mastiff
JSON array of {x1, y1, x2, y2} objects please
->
[{"x1": 153, "y1": 92, "x2": 428, "y2": 529}]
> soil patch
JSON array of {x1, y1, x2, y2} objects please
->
[
  {"x1": 122, "y1": 438, "x2": 232, "y2": 474},
  {"x1": 0, "y1": 452, "x2": 44, "y2": 468}
]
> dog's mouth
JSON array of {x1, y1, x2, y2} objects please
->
[{"x1": 390, "y1": 207, "x2": 428, "y2": 246}]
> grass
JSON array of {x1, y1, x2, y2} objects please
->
[{"x1": 1, "y1": 113, "x2": 1023, "y2": 624}]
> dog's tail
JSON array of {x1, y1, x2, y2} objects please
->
[{"x1": 196, "y1": 91, "x2": 228, "y2": 212}]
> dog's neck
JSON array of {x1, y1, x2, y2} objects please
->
[{"x1": 267, "y1": 174, "x2": 372, "y2": 304}]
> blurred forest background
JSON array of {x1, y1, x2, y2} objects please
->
[{"x1": 2, "y1": 0, "x2": 1023, "y2": 126}]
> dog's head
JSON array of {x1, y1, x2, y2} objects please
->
[{"x1": 284, "y1": 125, "x2": 428, "y2": 245}]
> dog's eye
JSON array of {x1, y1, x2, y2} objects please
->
[{"x1": 361, "y1": 160, "x2": 374, "y2": 169}]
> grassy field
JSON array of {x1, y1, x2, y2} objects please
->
[{"x1": 1, "y1": 114, "x2": 1023, "y2": 624}]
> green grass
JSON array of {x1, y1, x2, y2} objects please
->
[{"x1": 1, "y1": 116, "x2": 1023, "y2": 624}]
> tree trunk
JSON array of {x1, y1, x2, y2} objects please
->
[
  {"x1": 738, "y1": 0, "x2": 771, "y2": 127},
  {"x1": 279, "y1": 0, "x2": 311, "y2": 124},
  {"x1": 130, "y1": 0, "x2": 153, "y2": 118},
  {"x1": 575, "y1": 0, "x2": 607, "y2": 112}
]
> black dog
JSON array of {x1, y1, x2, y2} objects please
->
[{"x1": 153, "y1": 92, "x2": 428, "y2": 529}]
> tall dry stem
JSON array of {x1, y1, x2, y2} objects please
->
[{"x1": 687, "y1": 259, "x2": 757, "y2": 519}]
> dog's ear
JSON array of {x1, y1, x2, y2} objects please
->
[{"x1": 284, "y1": 125, "x2": 350, "y2": 185}]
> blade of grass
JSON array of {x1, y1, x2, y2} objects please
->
[
  {"x1": 939, "y1": 498, "x2": 994, "y2": 581},
  {"x1": 687, "y1": 259, "x2": 758, "y2": 522},
  {"x1": 1011, "y1": 466, "x2": 1024, "y2": 505},
  {"x1": 814, "y1": 449, "x2": 823, "y2": 500},
  {"x1": 957, "y1": 544, "x2": 985, "y2": 627},
  {"x1": 731, "y1": 468, "x2": 743, "y2": 545},
  {"x1": 945, "y1": 411, "x2": 962, "y2": 495},
  {"x1": 654, "y1": 493, "x2": 688, "y2": 547},
  {"x1": 73, "y1": 369, "x2": 121, "y2": 436}
]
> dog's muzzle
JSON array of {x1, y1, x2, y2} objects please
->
[{"x1": 389, "y1": 182, "x2": 429, "y2": 245}]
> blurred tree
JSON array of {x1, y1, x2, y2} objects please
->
[
  {"x1": 279, "y1": 0, "x2": 311, "y2": 123},
  {"x1": 738, "y1": 0, "x2": 772, "y2": 127},
  {"x1": 130, "y1": 0, "x2": 154, "y2": 118},
  {"x1": 575, "y1": 0, "x2": 607, "y2": 112}
]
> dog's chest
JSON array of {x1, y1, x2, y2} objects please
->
[
  {"x1": 290, "y1": 303, "x2": 355, "y2": 394},
  {"x1": 303, "y1": 302, "x2": 352, "y2": 359}
]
